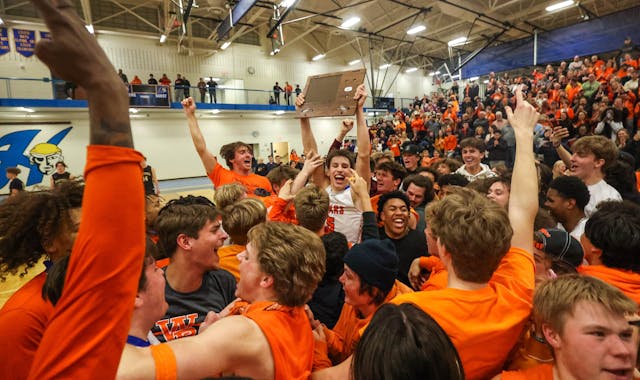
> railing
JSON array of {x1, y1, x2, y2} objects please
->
[{"x1": 0, "y1": 76, "x2": 419, "y2": 112}]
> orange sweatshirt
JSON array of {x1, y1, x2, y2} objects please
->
[{"x1": 28, "y1": 146, "x2": 145, "y2": 379}]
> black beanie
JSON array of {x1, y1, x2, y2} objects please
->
[{"x1": 343, "y1": 239, "x2": 398, "y2": 292}]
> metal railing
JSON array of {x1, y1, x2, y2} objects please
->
[{"x1": 0, "y1": 76, "x2": 420, "y2": 111}]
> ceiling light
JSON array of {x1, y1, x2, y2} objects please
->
[
  {"x1": 129, "y1": 108, "x2": 139, "y2": 114},
  {"x1": 407, "y1": 25, "x2": 426, "y2": 35},
  {"x1": 451, "y1": 74, "x2": 460, "y2": 79},
  {"x1": 275, "y1": 110, "x2": 285, "y2": 115},
  {"x1": 159, "y1": 34, "x2": 167, "y2": 43},
  {"x1": 448, "y1": 37, "x2": 467, "y2": 47},
  {"x1": 280, "y1": 0, "x2": 295, "y2": 8},
  {"x1": 435, "y1": 71, "x2": 441, "y2": 75},
  {"x1": 312, "y1": 54, "x2": 325, "y2": 61},
  {"x1": 405, "y1": 67, "x2": 418, "y2": 73},
  {"x1": 19, "y1": 107, "x2": 35, "y2": 113},
  {"x1": 379, "y1": 64, "x2": 391, "y2": 70},
  {"x1": 428, "y1": 72, "x2": 435, "y2": 76},
  {"x1": 468, "y1": 76, "x2": 479, "y2": 81},
  {"x1": 85, "y1": 24, "x2": 94, "y2": 34},
  {"x1": 211, "y1": 109, "x2": 220, "y2": 114},
  {"x1": 545, "y1": 0, "x2": 574, "y2": 12},
  {"x1": 340, "y1": 17, "x2": 360, "y2": 29},
  {"x1": 220, "y1": 41, "x2": 231, "y2": 50},
  {"x1": 349, "y1": 59, "x2": 361, "y2": 65}
]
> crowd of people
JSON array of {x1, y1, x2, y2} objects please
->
[{"x1": 1, "y1": 2, "x2": 640, "y2": 380}]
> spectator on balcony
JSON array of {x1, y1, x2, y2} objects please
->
[
  {"x1": 159, "y1": 73, "x2": 171, "y2": 86},
  {"x1": 284, "y1": 81, "x2": 293, "y2": 106},
  {"x1": 183, "y1": 77, "x2": 191, "y2": 99},
  {"x1": 174, "y1": 74, "x2": 185, "y2": 102},
  {"x1": 295, "y1": 84, "x2": 302, "y2": 97},
  {"x1": 117, "y1": 68, "x2": 128, "y2": 84},
  {"x1": 130, "y1": 75, "x2": 142, "y2": 85},
  {"x1": 207, "y1": 77, "x2": 218, "y2": 104},
  {"x1": 197, "y1": 78, "x2": 207, "y2": 103},
  {"x1": 273, "y1": 82, "x2": 283, "y2": 105},
  {"x1": 147, "y1": 74, "x2": 158, "y2": 85}
]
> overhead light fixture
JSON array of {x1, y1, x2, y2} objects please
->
[
  {"x1": 129, "y1": 108, "x2": 139, "y2": 114},
  {"x1": 407, "y1": 25, "x2": 426, "y2": 35},
  {"x1": 468, "y1": 76, "x2": 479, "y2": 81},
  {"x1": 349, "y1": 59, "x2": 361, "y2": 65},
  {"x1": 19, "y1": 107, "x2": 35, "y2": 113},
  {"x1": 85, "y1": 24, "x2": 94, "y2": 34},
  {"x1": 340, "y1": 17, "x2": 360, "y2": 29},
  {"x1": 545, "y1": 0, "x2": 574, "y2": 12},
  {"x1": 275, "y1": 110, "x2": 285, "y2": 115},
  {"x1": 312, "y1": 53, "x2": 325, "y2": 61},
  {"x1": 379, "y1": 64, "x2": 391, "y2": 70},
  {"x1": 159, "y1": 34, "x2": 167, "y2": 43},
  {"x1": 451, "y1": 74, "x2": 460, "y2": 79},
  {"x1": 448, "y1": 37, "x2": 467, "y2": 47},
  {"x1": 211, "y1": 109, "x2": 221, "y2": 114},
  {"x1": 280, "y1": 0, "x2": 295, "y2": 8},
  {"x1": 405, "y1": 67, "x2": 418, "y2": 73},
  {"x1": 220, "y1": 41, "x2": 231, "y2": 50},
  {"x1": 428, "y1": 72, "x2": 435, "y2": 76}
]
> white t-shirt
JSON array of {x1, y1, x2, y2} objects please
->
[
  {"x1": 584, "y1": 179, "x2": 622, "y2": 217},
  {"x1": 325, "y1": 186, "x2": 363, "y2": 245},
  {"x1": 557, "y1": 216, "x2": 587, "y2": 242}
]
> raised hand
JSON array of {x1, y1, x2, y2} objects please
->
[
  {"x1": 295, "y1": 93, "x2": 306, "y2": 108},
  {"x1": 341, "y1": 119, "x2": 355, "y2": 135},
  {"x1": 505, "y1": 85, "x2": 539, "y2": 135},
  {"x1": 181, "y1": 97, "x2": 197, "y2": 117},
  {"x1": 353, "y1": 84, "x2": 367, "y2": 109}
]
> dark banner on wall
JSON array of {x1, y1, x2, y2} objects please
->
[
  {"x1": 40, "y1": 31, "x2": 51, "y2": 40},
  {"x1": 13, "y1": 29, "x2": 36, "y2": 57},
  {"x1": 128, "y1": 84, "x2": 170, "y2": 107},
  {"x1": 0, "y1": 28, "x2": 9, "y2": 56}
]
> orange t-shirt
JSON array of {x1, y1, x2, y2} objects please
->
[
  {"x1": 208, "y1": 162, "x2": 271, "y2": 196},
  {"x1": 390, "y1": 247, "x2": 535, "y2": 380},
  {"x1": 411, "y1": 118, "x2": 425, "y2": 132},
  {"x1": 0, "y1": 271, "x2": 52, "y2": 379},
  {"x1": 217, "y1": 244, "x2": 244, "y2": 281},
  {"x1": 578, "y1": 265, "x2": 640, "y2": 304},
  {"x1": 243, "y1": 301, "x2": 314, "y2": 380},
  {"x1": 317, "y1": 281, "x2": 412, "y2": 368},
  {"x1": 28, "y1": 146, "x2": 145, "y2": 379},
  {"x1": 500, "y1": 363, "x2": 554, "y2": 380}
]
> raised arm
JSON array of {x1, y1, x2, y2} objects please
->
[
  {"x1": 505, "y1": 86, "x2": 539, "y2": 252},
  {"x1": 353, "y1": 84, "x2": 371, "y2": 191},
  {"x1": 182, "y1": 97, "x2": 218, "y2": 175},
  {"x1": 550, "y1": 126, "x2": 572, "y2": 167},
  {"x1": 28, "y1": 0, "x2": 144, "y2": 378},
  {"x1": 296, "y1": 93, "x2": 328, "y2": 188}
]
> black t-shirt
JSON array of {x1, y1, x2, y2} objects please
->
[
  {"x1": 52, "y1": 172, "x2": 71, "y2": 186},
  {"x1": 9, "y1": 178, "x2": 24, "y2": 192},
  {"x1": 379, "y1": 228, "x2": 428, "y2": 287},
  {"x1": 151, "y1": 268, "x2": 236, "y2": 342}
]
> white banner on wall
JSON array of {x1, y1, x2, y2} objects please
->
[{"x1": 0, "y1": 123, "x2": 81, "y2": 193}]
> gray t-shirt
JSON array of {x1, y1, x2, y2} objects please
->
[{"x1": 151, "y1": 268, "x2": 236, "y2": 342}]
